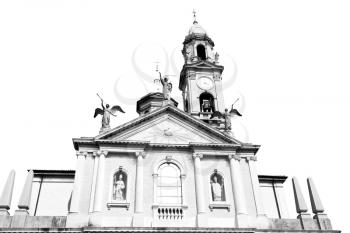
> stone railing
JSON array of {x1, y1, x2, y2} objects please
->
[{"x1": 156, "y1": 206, "x2": 184, "y2": 220}]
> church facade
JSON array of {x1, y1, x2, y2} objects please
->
[{"x1": 0, "y1": 17, "x2": 340, "y2": 233}]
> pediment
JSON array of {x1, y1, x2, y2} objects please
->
[
  {"x1": 107, "y1": 114, "x2": 227, "y2": 145},
  {"x1": 189, "y1": 61, "x2": 223, "y2": 70}
]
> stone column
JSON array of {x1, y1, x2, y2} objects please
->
[
  {"x1": 246, "y1": 156, "x2": 268, "y2": 228},
  {"x1": 192, "y1": 152, "x2": 207, "y2": 227},
  {"x1": 228, "y1": 154, "x2": 249, "y2": 227},
  {"x1": 93, "y1": 150, "x2": 108, "y2": 212},
  {"x1": 133, "y1": 151, "x2": 146, "y2": 227},
  {"x1": 135, "y1": 152, "x2": 146, "y2": 213},
  {"x1": 70, "y1": 151, "x2": 87, "y2": 213},
  {"x1": 89, "y1": 152, "x2": 99, "y2": 213}
]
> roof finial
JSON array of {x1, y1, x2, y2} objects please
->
[{"x1": 192, "y1": 9, "x2": 198, "y2": 24}]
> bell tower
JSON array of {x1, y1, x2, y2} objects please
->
[{"x1": 179, "y1": 13, "x2": 225, "y2": 126}]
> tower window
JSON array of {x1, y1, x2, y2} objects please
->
[
  {"x1": 199, "y1": 92, "x2": 215, "y2": 112},
  {"x1": 196, "y1": 44, "x2": 206, "y2": 61}
]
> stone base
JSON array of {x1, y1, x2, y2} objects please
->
[
  {"x1": 255, "y1": 215, "x2": 269, "y2": 229},
  {"x1": 0, "y1": 209, "x2": 9, "y2": 216},
  {"x1": 132, "y1": 213, "x2": 145, "y2": 227},
  {"x1": 66, "y1": 213, "x2": 89, "y2": 227},
  {"x1": 298, "y1": 213, "x2": 318, "y2": 230},
  {"x1": 14, "y1": 209, "x2": 29, "y2": 216},
  {"x1": 314, "y1": 213, "x2": 332, "y2": 230},
  {"x1": 88, "y1": 212, "x2": 103, "y2": 227},
  {"x1": 196, "y1": 213, "x2": 208, "y2": 227},
  {"x1": 0, "y1": 215, "x2": 11, "y2": 228},
  {"x1": 10, "y1": 214, "x2": 27, "y2": 228},
  {"x1": 236, "y1": 213, "x2": 252, "y2": 228},
  {"x1": 99, "y1": 126, "x2": 111, "y2": 134}
]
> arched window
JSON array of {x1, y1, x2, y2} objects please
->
[
  {"x1": 156, "y1": 163, "x2": 182, "y2": 204},
  {"x1": 210, "y1": 172, "x2": 226, "y2": 202},
  {"x1": 196, "y1": 44, "x2": 206, "y2": 61},
  {"x1": 112, "y1": 170, "x2": 127, "y2": 201},
  {"x1": 199, "y1": 92, "x2": 215, "y2": 112}
]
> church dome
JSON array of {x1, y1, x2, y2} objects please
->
[
  {"x1": 188, "y1": 22, "x2": 207, "y2": 35},
  {"x1": 136, "y1": 92, "x2": 178, "y2": 116}
]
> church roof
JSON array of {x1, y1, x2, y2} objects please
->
[
  {"x1": 188, "y1": 22, "x2": 207, "y2": 35},
  {"x1": 73, "y1": 104, "x2": 260, "y2": 153}
]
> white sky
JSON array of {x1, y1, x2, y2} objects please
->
[{"x1": 0, "y1": 0, "x2": 348, "y2": 231}]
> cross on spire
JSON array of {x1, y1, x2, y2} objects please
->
[{"x1": 192, "y1": 9, "x2": 198, "y2": 24}]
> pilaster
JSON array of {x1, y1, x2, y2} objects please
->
[
  {"x1": 246, "y1": 155, "x2": 268, "y2": 228},
  {"x1": 133, "y1": 151, "x2": 146, "y2": 227},
  {"x1": 228, "y1": 153, "x2": 249, "y2": 227},
  {"x1": 192, "y1": 152, "x2": 207, "y2": 227}
]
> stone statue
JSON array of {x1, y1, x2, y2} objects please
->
[
  {"x1": 214, "y1": 52, "x2": 219, "y2": 63},
  {"x1": 113, "y1": 174, "x2": 126, "y2": 201},
  {"x1": 223, "y1": 108, "x2": 232, "y2": 131},
  {"x1": 185, "y1": 46, "x2": 193, "y2": 63},
  {"x1": 211, "y1": 175, "x2": 223, "y2": 201},
  {"x1": 157, "y1": 72, "x2": 172, "y2": 101},
  {"x1": 210, "y1": 98, "x2": 242, "y2": 131},
  {"x1": 94, "y1": 94, "x2": 125, "y2": 133}
]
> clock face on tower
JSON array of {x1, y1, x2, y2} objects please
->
[{"x1": 197, "y1": 76, "x2": 214, "y2": 90}]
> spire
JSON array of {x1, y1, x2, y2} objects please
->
[
  {"x1": 307, "y1": 177, "x2": 325, "y2": 214},
  {"x1": 15, "y1": 170, "x2": 34, "y2": 215},
  {"x1": 192, "y1": 9, "x2": 198, "y2": 24},
  {"x1": 0, "y1": 170, "x2": 16, "y2": 215},
  {"x1": 292, "y1": 177, "x2": 309, "y2": 215}
]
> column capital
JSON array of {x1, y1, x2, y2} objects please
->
[
  {"x1": 228, "y1": 153, "x2": 241, "y2": 161},
  {"x1": 135, "y1": 151, "x2": 146, "y2": 158},
  {"x1": 192, "y1": 152, "x2": 203, "y2": 159},
  {"x1": 245, "y1": 155, "x2": 257, "y2": 161},
  {"x1": 97, "y1": 150, "x2": 108, "y2": 156},
  {"x1": 76, "y1": 151, "x2": 88, "y2": 157}
]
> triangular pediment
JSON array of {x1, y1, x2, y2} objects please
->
[
  {"x1": 109, "y1": 115, "x2": 225, "y2": 144},
  {"x1": 189, "y1": 60, "x2": 223, "y2": 70},
  {"x1": 96, "y1": 105, "x2": 240, "y2": 145}
]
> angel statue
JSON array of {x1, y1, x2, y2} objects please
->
[
  {"x1": 210, "y1": 98, "x2": 242, "y2": 131},
  {"x1": 94, "y1": 94, "x2": 125, "y2": 133}
]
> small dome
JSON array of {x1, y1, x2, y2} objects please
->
[{"x1": 188, "y1": 22, "x2": 206, "y2": 35}]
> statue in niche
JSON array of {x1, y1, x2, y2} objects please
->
[
  {"x1": 211, "y1": 174, "x2": 225, "y2": 202},
  {"x1": 113, "y1": 172, "x2": 127, "y2": 201}
]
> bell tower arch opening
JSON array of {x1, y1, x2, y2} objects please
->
[
  {"x1": 199, "y1": 92, "x2": 215, "y2": 113},
  {"x1": 196, "y1": 44, "x2": 206, "y2": 61}
]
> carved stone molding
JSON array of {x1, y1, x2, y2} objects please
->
[
  {"x1": 107, "y1": 202, "x2": 130, "y2": 210},
  {"x1": 165, "y1": 155, "x2": 172, "y2": 162},
  {"x1": 192, "y1": 152, "x2": 203, "y2": 159},
  {"x1": 135, "y1": 151, "x2": 146, "y2": 158},
  {"x1": 97, "y1": 150, "x2": 108, "y2": 157},
  {"x1": 245, "y1": 155, "x2": 257, "y2": 162},
  {"x1": 76, "y1": 151, "x2": 88, "y2": 157},
  {"x1": 228, "y1": 153, "x2": 241, "y2": 161}
]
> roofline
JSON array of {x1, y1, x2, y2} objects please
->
[
  {"x1": 258, "y1": 175, "x2": 288, "y2": 183},
  {"x1": 73, "y1": 105, "x2": 261, "y2": 153},
  {"x1": 94, "y1": 104, "x2": 242, "y2": 144},
  {"x1": 72, "y1": 139, "x2": 260, "y2": 153},
  {"x1": 28, "y1": 169, "x2": 75, "y2": 177}
]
